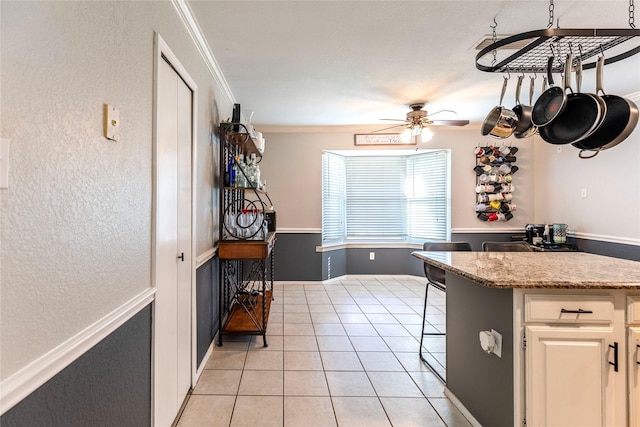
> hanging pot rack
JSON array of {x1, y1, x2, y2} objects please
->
[
  {"x1": 476, "y1": 0, "x2": 640, "y2": 73},
  {"x1": 476, "y1": 28, "x2": 640, "y2": 73}
]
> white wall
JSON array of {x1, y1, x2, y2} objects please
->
[
  {"x1": 259, "y1": 127, "x2": 536, "y2": 232},
  {"x1": 532, "y1": 124, "x2": 640, "y2": 243},
  {"x1": 0, "y1": 1, "x2": 230, "y2": 381}
]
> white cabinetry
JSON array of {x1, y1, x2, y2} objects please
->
[
  {"x1": 525, "y1": 326, "x2": 616, "y2": 426},
  {"x1": 523, "y1": 294, "x2": 619, "y2": 427},
  {"x1": 627, "y1": 297, "x2": 640, "y2": 427}
]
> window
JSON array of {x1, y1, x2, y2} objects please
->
[{"x1": 322, "y1": 150, "x2": 450, "y2": 244}]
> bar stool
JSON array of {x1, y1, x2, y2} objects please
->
[
  {"x1": 419, "y1": 241, "x2": 471, "y2": 382},
  {"x1": 482, "y1": 241, "x2": 534, "y2": 252}
]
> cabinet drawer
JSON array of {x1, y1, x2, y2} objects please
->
[{"x1": 524, "y1": 295, "x2": 614, "y2": 324}]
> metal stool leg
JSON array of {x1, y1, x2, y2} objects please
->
[{"x1": 419, "y1": 281, "x2": 446, "y2": 383}]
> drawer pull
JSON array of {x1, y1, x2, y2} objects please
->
[
  {"x1": 560, "y1": 308, "x2": 593, "y2": 314},
  {"x1": 609, "y1": 342, "x2": 619, "y2": 372}
]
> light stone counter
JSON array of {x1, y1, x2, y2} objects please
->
[{"x1": 411, "y1": 251, "x2": 640, "y2": 289}]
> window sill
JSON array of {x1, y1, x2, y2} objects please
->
[{"x1": 316, "y1": 241, "x2": 425, "y2": 252}]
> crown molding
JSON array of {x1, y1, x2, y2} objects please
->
[{"x1": 171, "y1": 0, "x2": 235, "y2": 104}]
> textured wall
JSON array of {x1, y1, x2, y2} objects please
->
[{"x1": 1, "y1": 1, "x2": 229, "y2": 381}]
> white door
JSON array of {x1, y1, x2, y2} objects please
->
[
  {"x1": 154, "y1": 51, "x2": 193, "y2": 426},
  {"x1": 525, "y1": 325, "x2": 616, "y2": 427}
]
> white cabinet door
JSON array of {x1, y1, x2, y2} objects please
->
[
  {"x1": 629, "y1": 327, "x2": 640, "y2": 427},
  {"x1": 526, "y1": 325, "x2": 617, "y2": 427}
]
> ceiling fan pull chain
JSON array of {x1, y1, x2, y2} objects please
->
[
  {"x1": 547, "y1": 0, "x2": 555, "y2": 29},
  {"x1": 630, "y1": 0, "x2": 636, "y2": 29}
]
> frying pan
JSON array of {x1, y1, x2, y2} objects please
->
[
  {"x1": 513, "y1": 75, "x2": 537, "y2": 139},
  {"x1": 572, "y1": 56, "x2": 639, "y2": 159},
  {"x1": 481, "y1": 77, "x2": 519, "y2": 138},
  {"x1": 532, "y1": 56, "x2": 567, "y2": 127},
  {"x1": 538, "y1": 54, "x2": 605, "y2": 145}
]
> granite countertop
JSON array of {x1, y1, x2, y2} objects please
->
[{"x1": 412, "y1": 251, "x2": 640, "y2": 289}]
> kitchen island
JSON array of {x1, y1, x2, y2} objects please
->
[{"x1": 412, "y1": 251, "x2": 640, "y2": 427}]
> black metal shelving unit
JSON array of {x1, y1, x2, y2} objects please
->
[{"x1": 217, "y1": 122, "x2": 275, "y2": 348}]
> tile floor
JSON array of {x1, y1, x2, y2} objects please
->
[{"x1": 176, "y1": 275, "x2": 471, "y2": 427}]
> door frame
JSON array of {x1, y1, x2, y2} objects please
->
[{"x1": 152, "y1": 32, "x2": 198, "y2": 424}]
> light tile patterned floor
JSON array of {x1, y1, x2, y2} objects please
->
[{"x1": 177, "y1": 276, "x2": 471, "y2": 427}]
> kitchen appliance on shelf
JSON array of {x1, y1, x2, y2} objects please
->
[{"x1": 525, "y1": 223, "x2": 569, "y2": 246}]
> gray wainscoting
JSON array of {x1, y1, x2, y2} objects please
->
[
  {"x1": 196, "y1": 256, "x2": 219, "y2": 367},
  {"x1": 273, "y1": 233, "x2": 323, "y2": 281},
  {"x1": 272, "y1": 232, "x2": 638, "y2": 280},
  {"x1": 0, "y1": 305, "x2": 152, "y2": 427},
  {"x1": 575, "y1": 238, "x2": 640, "y2": 261}
]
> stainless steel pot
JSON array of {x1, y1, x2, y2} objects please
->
[{"x1": 481, "y1": 77, "x2": 519, "y2": 138}]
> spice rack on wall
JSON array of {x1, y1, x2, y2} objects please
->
[{"x1": 474, "y1": 145, "x2": 519, "y2": 222}]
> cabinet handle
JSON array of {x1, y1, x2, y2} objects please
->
[
  {"x1": 609, "y1": 342, "x2": 619, "y2": 372},
  {"x1": 177, "y1": 252, "x2": 184, "y2": 262},
  {"x1": 636, "y1": 344, "x2": 640, "y2": 365},
  {"x1": 560, "y1": 308, "x2": 593, "y2": 314}
]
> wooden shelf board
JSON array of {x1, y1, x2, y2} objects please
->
[
  {"x1": 219, "y1": 232, "x2": 276, "y2": 259},
  {"x1": 223, "y1": 290, "x2": 272, "y2": 334}
]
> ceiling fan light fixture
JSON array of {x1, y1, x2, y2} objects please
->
[
  {"x1": 401, "y1": 127, "x2": 413, "y2": 142},
  {"x1": 420, "y1": 127, "x2": 434, "y2": 142}
]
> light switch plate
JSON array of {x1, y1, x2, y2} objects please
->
[
  {"x1": 104, "y1": 104, "x2": 120, "y2": 141},
  {"x1": 0, "y1": 138, "x2": 10, "y2": 189}
]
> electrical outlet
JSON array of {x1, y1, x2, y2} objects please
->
[
  {"x1": 369, "y1": 252, "x2": 375, "y2": 261},
  {"x1": 491, "y1": 329, "x2": 502, "y2": 358},
  {"x1": 581, "y1": 188, "x2": 588, "y2": 198}
]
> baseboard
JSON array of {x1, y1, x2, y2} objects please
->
[
  {"x1": 194, "y1": 339, "x2": 214, "y2": 385},
  {"x1": 0, "y1": 288, "x2": 156, "y2": 415},
  {"x1": 274, "y1": 274, "x2": 423, "y2": 285},
  {"x1": 444, "y1": 388, "x2": 482, "y2": 427}
]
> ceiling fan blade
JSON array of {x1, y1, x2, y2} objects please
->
[
  {"x1": 372, "y1": 124, "x2": 407, "y2": 133},
  {"x1": 426, "y1": 109, "x2": 456, "y2": 117},
  {"x1": 428, "y1": 119, "x2": 470, "y2": 126},
  {"x1": 379, "y1": 118, "x2": 408, "y2": 122}
]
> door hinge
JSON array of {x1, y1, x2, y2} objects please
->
[
  {"x1": 522, "y1": 417, "x2": 527, "y2": 427},
  {"x1": 522, "y1": 332, "x2": 527, "y2": 350}
]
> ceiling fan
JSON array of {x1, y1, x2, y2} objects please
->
[{"x1": 375, "y1": 103, "x2": 470, "y2": 142}]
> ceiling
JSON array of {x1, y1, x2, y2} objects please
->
[{"x1": 188, "y1": 0, "x2": 640, "y2": 130}]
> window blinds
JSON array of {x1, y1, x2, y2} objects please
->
[{"x1": 322, "y1": 150, "x2": 448, "y2": 243}]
